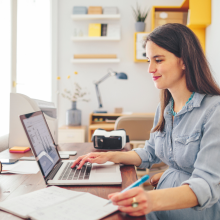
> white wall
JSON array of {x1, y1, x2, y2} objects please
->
[
  {"x1": 57, "y1": 0, "x2": 183, "y2": 139},
  {"x1": 206, "y1": 0, "x2": 220, "y2": 85}
]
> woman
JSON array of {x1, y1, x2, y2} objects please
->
[{"x1": 71, "y1": 23, "x2": 220, "y2": 220}]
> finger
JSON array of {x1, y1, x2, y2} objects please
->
[
  {"x1": 114, "y1": 193, "x2": 147, "y2": 207},
  {"x1": 71, "y1": 156, "x2": 84, "y2": 168},
  {"x1": 108, "y1": 192, "x2": 120, "y2": 199},
  {"x1": 118, "y1": 202, "x2": 146, "y2": 213},
  {"x1": 77, "y1": 153, "x2": 99, "y2": 169},
  {"x1": 77, "y1": 157, "x2": 91, "y2": 169},
  {"x1": 111, "y1": 187, "x2": 143, "y2": 203}
]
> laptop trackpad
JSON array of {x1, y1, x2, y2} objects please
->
[{"x1": 94, "y1": 165, "x2": 116, "y2": 173}]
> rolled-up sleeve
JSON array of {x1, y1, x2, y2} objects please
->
[
  {"x1": 182, "y1": 103, "x2": 220, "y2": 210},
  {"x1": 132, "y1": 105, "x2": 161, "y2": 169}
]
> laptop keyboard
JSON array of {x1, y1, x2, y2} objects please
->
[{"x1": 58, "y1": 162, "x2": 92, "y2": 180}]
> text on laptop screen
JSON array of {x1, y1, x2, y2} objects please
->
[{"x1": 23, "y1": 114, "x2": 59, "y2": 176}]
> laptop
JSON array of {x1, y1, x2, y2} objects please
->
[{"x1": 20, "y1": 111, "x2": 122, "y2": 185}]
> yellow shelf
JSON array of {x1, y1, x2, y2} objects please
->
[{"x1": 150, "y1": 0, "x2": 211, "y2": 53}]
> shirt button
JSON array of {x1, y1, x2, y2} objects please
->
[{"x1": 170, "y1": 148, "x2": 172, "y2": 151}]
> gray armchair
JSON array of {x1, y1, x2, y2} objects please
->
[{"x1": 114, "y1": 115, "x2": 167, "y2": 182}]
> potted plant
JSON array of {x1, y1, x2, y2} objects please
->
[
  {"x1": 132, "y1": 3, "x2": 149, "y2": 32},
  {"x1": 57, "y1": 72, "x2": 90, "y2": 126}
]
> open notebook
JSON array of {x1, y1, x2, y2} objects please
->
[{"x1": 0, "y1": 186, "x2": 118, "y2": 220}]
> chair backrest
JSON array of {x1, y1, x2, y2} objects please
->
[
  {"x1": 114, "y1": 115, "x2": 154, "y2": 140},
  {"x1": 0, "y1": 134, "x2": 9, "y2": 152}
]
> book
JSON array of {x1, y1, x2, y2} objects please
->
[
  {"x1": 88, "y1": 23, "x2": 101, "y2": 37},
  {"x1": 101, "y1": 24, "x2": 108, "y2": 36},
  {"x1": 106, "y1": 24, "x2": 120, "y2": 38},
  {"x1": 0, "y1": 186, "x2": 118, "y2": 220},
  {"x1": 9, "y1": 146, "x2": 30, "y2": 153}
]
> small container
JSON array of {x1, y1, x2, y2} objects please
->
[
  {"x1": 103, "y1": 7, "x2": 118, "y2": 14},
  {"x1": 88, "y1": 6, "x2": 102, "y2": 14},
  {"x1": 73, "y1": 6, "x2": 87, "y2": 14}
]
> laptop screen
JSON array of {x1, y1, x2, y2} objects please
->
[{"x1": 22, "y1": 112, "x2": 60, "y2": 177}]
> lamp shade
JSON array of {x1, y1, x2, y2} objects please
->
[{"x1": 116, "y1": 72, "x2": 128, "y2": 80}]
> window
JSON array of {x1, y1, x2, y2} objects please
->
[
  {"x1": 0, "y1": 1, "x2": 11, "y2": 136},
  {"x1": 16, "y1": 0, "x2": 51, "y2": 102}
]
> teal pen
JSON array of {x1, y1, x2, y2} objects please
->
[{"x1": 104, "y1": 174, "x2": 150, "y2": 206}]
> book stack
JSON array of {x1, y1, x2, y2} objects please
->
[{"x1": 88, "y1": 23, "x2": 120, "y2": 38}]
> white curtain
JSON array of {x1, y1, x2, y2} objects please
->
[
  {"x1": 17, "y1": 0, "x2": 51, "y2": 102},
  {"x1": 0, "y1": 0, "x2": 11, "y2": 136}
]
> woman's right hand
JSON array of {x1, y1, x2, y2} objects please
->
[
  {"x1": 150, "y1": 172, "x2": 164, "y2": 188},
  {"x1": 71, "y1": 152, "x2": 111, "y2": 169}
]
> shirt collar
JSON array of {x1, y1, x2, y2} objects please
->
[{"x1": 164, "y1": 92, "x2": 206, "y2": 117}]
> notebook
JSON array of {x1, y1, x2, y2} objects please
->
[
  {"x1": 20, "y1": 111, "x2": 122, "y2": 185},
  {"x1": 0, "y1": 186, "x2": 118, "y2": 220}
]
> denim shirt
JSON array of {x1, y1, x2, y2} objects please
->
[{"x1": 133, "y1": 92, "x2": 220, "y2": 211}]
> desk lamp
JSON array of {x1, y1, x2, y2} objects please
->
[{"x1": 94, "y1": 69, "x2": 128, "y2": 113}]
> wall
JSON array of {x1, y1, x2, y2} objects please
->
[
  {"x1": 206, "y1": 0, "x2": 220, "y2": 85},
  {"x1": 57, "y1": 0, "x2": 183, "y2": 140}
]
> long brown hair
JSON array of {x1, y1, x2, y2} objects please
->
[{"x1": 145, "y1": 23, "x2": 220, "y2": 132}]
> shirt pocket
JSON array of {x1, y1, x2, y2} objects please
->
[
  {"x1": 174, "y1": 131, "x2": 201, "y2": 169},
  {"x1": 155, "y1": 131, "x2": 166, "y2": 159}
]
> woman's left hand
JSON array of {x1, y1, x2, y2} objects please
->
[{"x1": 108, "y1": 187, "x2": 153, "y2": 216}]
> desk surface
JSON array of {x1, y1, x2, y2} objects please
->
[{"x1": 0, "y1": 143, "x2": 146, "y2": 220}]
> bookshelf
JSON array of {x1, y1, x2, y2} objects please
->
[
  {"x1": 71, "y1": 58, "x2": 120, "y2": 64},
  {"x1": 71, "y1": 12, "x2": 121, "y2": 63},
  {"x1": 71, "y1": 36, "x2": 120, "y2": 41},
  {"x1": 71, "y1": 14, "x2": 121, "y2": 20}
]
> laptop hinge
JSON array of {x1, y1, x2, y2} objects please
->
[{"x1": 46, "y1": 161, "x2": 63, "y2": 183}]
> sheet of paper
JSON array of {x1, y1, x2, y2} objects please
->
[
  {"x1": 58, "y1": 151, "x2": 77, "y2": 155},
  {"x1": 0, "y1": 186, "x2": 84, "y2": 219},
  {"x1": 29, "y1": 192, "x2": 118, "y2": 220},
  {"x1": 1, "y1": 161, "x2": 39, "y2": 174},
  {"x1": 19, "y1": 156, "x2": 35, "y2": 161}
]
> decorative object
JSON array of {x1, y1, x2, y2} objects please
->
[
  {"x1": 94, "y1": 69, "x2": 128, "y2": 113},
  {"x1": 72, "y1": 6, "x2": 87, "y2": 15},
  {"x1": 132, "y1": 3, "x2": 149, "y2": 32},
  {"x1": 88, "y1": 6, "x2": 102, "y2": 14},
  {"x1": 58, "y1": 72, "x2": 90, "y2": 126},
  {"x1": 103, "y1": 7, "x2": 118, "y2": 15},
  {"x1": 66, "y1": 101, "x2": 81, "y2": 126}
]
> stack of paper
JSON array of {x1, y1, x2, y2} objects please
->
[
  {"x1": 1, "y1": 161, "x2": 39, "y2": 174},
  {"x1": 0, "y1": 186, "x2": 118, "y2": 220}
]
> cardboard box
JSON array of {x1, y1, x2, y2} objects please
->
[
  {"x1": 73, "y1": 6, "x2": 87, "y2": 14},
  {"x1": 155, "y1": 12, "x2": 188, "y2": 28},
  {"x1": 88, "y1": 6, "x2": 102, "y2": 14},
  {"x1": 103, "y1": 7, "x2": 118, "y2": 14}
]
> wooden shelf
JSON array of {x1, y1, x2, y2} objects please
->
[
  {"x1": 71, "y1": 58, "x2": 120, "y2": 63},
  {"x1": 71, "y1": 36, "x2": 120, "y2": 41},
  {"x1": 88, "y1": 112, "x2": 155, "y2": 142},
  {"x1": 71, "y1": 14, "x2": 121, "y2": 20}
]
